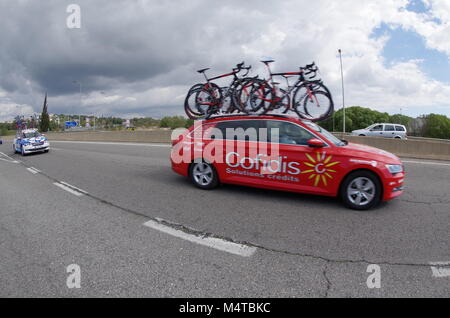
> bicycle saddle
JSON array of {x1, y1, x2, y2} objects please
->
[
  {"x1": 261, "y1": 60, "x2": 275, "y2": 64},
  {"x1": 197, "y1": 68, "x2": 210, "y2": 73}
]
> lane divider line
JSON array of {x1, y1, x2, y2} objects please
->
[
  {"x1": 143, "y1": 219, "x2": 257, "y2": 257},
  {"x1": 0, "y1": 151, "x2": 19, "y2": 163},
  {"x1": 59, "y1": 181, "x2": 88, "y2": 194},
  {"x1": 429, "y1": 261, "x2": 450, "y2": 278},
  {"x1": 26, "y1": 167, "x2": 41, "y2": 174},
  {"x1": 53, "y1": 182, "x2": 87, "y2": 197}
]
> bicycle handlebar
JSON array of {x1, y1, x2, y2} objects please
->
[
  {"x1": 300, "y1": 62, "x2": 318, "y2": 79},
  {"x1": 233, "y1": 62, "x2": 251, "y2": 77}
]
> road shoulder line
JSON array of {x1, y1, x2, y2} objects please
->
[
  {"x1": 53, "y1": 182, "x2": 86, "y2": 197},
  {"x1": 143, "y1": 219, "x2": 257, "y2": 257}
]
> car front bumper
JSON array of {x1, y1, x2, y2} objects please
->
[
  {"x1": 382, "y1": 172, "x2": 405, "y2": 201},
  {"x1": 23, "y1": 144, "x2": 50, "y2": 153}
]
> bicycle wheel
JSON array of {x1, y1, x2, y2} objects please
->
[
  {"x1": 230, "y1": 77, "x2": 252, "y2": 114},
  {"x1": 185, "y1": 83, "x2": 222, "y2": 119},
  {"x1": 298, "y1": 91, "x2": 333, "y2": 121},
  {"x1": 292, "y1": 83, "x2": 333, "y2": 121},
  {"x1": 267, "y1": 88, "x2": 290, "y2": 115},
  {"x1": 238, "y1": 79, "x2": 272, "y2": 115},
  {"x1": 219, "y1": 87, "x2": 236, "y2": 115},
  {"x1": 185, "y1": 84, "x2": 205, "y2": 119}
]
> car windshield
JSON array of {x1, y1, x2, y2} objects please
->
[
  {"x1": 23, "y1": 132, "x2": 40, "y2": 138},
  {"x1": 303, "y1": 122, "x2": 346, "y2": 146}
]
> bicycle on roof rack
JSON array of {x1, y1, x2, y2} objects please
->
[
  {"x1": 237, "y1": 60, "x2": 334, "y2": 122},
  {"x1": 184, "y1": 62, "x2": 254, "y2": 120},
  {"x1": 184, "y1": 60, "x2": 334, "y2": 122}
]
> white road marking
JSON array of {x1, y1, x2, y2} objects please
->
[
  {"x1": 0, "y1": 151, "x2": 19, "y2": 163},
  {"x1": 403, "y1": 160, "x2": 450, "y2": 167},
  {"x1": 26, "y1": 167, "x2": 41, "y2": 174},
  {"x1": 53, "y1": 182, "x2": 86, "y2": 197},
  {"x1": 144, "y1": 219, "x2": 257, "y2": 257},
  {"x1": 429, "y1": 262, "x2": 450, "y2": 278},
  {"x1": 59, "y1": 181, "x2": 88, "y2": 194},
  {"x1": 50, "y1": 140, "x2": 170, "y2": 148}
]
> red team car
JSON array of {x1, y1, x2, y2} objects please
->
[{"x1": 171, "y1": 115, "x2": 404, "y2": 210}]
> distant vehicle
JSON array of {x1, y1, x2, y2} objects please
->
[
  {"x1": 126, "y1": 126, "x2": 136, "y2": 131},
  {"x1": 13, "y1": 129, "x2": 50, "y2": 156},
  {"x1": 351, "y1": 123, "x2": 407, "y2": 139}
]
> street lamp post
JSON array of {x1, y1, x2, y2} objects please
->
[
  {"x1": 338, "y1": 49, "x2": 345, "y2": 134},
  {"x1": 73, "y1": 80, "x2": 82, "y2": 126}
]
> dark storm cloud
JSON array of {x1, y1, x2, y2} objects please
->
[
  {"x1": 0, "y1": 0, "x2": 271, "y2": 97},
  {"x1": 4, "y1": 1, "x2": 444, "y2": 119}
]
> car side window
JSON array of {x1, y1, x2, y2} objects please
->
[
  {"x1": 214, "y1": 120, "x2": 262, "y2": 141},
  {"x1": 384, "y1": 125, "x2": 395, "y2": 131},
  {"x1": 371, "y1": 125, "x2": 383, "y2": 131},
  {"x1": 267, "y1": 120, "x2": 315, "y2": 145},
  {"x1": 395, "y1": 125, "x2": 405, "y2": 132}
]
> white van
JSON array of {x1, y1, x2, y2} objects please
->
[{"x1": 351, "y1": 123, "x2": 407, "y2": 139}]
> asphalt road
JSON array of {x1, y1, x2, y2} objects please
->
[{"x1": 0, "y1": 140, "x2": 448, "y2": 297}]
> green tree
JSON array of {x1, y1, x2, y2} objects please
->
[
  {"x1": 423, "y1": 114, "x2": 450, "y2": 139},
  {"x1": 319, "y1": 106, "x2": 412, "y2": 133},
  {"x1": 159, "y1": 116, "x2": 191, "y2": 129},
  {"x1": 39, "y1": 93, "x2": 50, "y2": 132}
]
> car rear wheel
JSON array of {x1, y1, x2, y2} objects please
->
[
  {"x1": 189, "y1": 162, "x2": 219, "y2": 190},
  {"x1": 340, "y1": 171, "x2": 381, "y2": 210}
]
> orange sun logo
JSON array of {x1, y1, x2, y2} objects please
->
[{"x1": 302, "y1": 152, "x2": 340, "y2": 186}]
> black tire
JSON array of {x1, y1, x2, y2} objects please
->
[
  {"x1": 340, "y1": 170, "x2": 382, "y2": 210},
  {"x1": 185, "y1": 84, "x2": 205, "y2": 119},
  {"x1": 218, "y1": 87, "x2": 235, "y2": 114},
  {"x1": 301, "y1": 91, "x2": 333, "y2": 122},
  {"x1": 359, "y1": 134, "x2": 365, "y2": 137},
  {"x1": 21, "y1": 146, "x2": 26, "y2": 156},
  {"x1": 231, "y1": 77, "x2": 255, "y2": 113},
  {"x1": 292, "y1": 82, "x2": 333, "y2": 121},
  {"x1": 184, "y1": 83, "x2": 222, "y2": 119},
  {"x1": 237, "y1": 78, "x2": 271, "y2": 114},
  {"x1": 189, "y1": 161, "x2": 219, "y2": 190}
]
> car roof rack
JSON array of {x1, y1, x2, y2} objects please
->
[{"x1": 206, "y1": 113, "x2": 297, "y2": 120}]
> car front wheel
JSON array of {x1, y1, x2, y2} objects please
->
[
  {"x1": 340, "y1": 171, "x2": 381, "y2": 210},
  {"x1": 189, "y1": 161, "x2": 219, "y2": 190}
]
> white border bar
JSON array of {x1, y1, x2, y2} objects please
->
[
  {"x1": 144, "y1": 220, "x2": 257, "y2": 257},
  {"x1": 429, "y1": 261, "x2": 450, "y2": 278},
  {"x1": 53, "y1": 182, "x2": 86, "y2": 197}
]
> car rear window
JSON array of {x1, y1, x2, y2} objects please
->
[
  {"x1": 395, "y1": 125, "x2": 405, "y2": 132},
  {"x1": 214, "y1": 120, "x2": 263, "y2": 141}
]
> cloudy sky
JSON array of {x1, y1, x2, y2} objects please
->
[{"x1": 0, "y1": 0, "x2": 450, "y2": 121}]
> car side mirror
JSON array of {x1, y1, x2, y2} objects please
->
[{"x1": 307, "y1": 138, "x2": 325, "y2": 148}]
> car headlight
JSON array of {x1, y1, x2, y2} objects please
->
[{"x1": 386, "y1": 164, "x2": 403, "y2": 174}]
